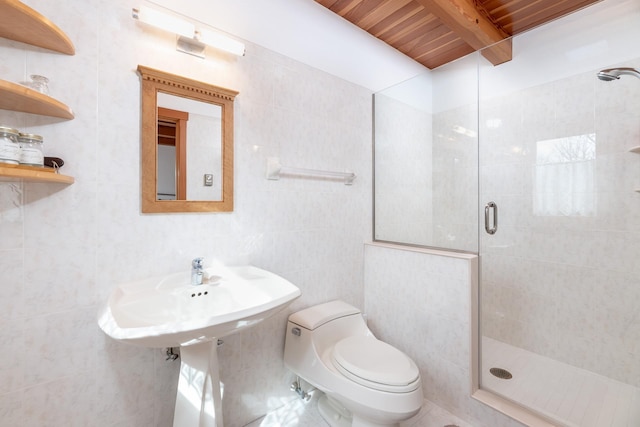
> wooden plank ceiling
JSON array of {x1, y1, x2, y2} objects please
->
[{"x1": 315, "y1": 0, "x2": 602, "y2": 69}]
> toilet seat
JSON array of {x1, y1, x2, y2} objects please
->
[{"x1": 331, "y1": 336, "x2": 420, "y2": 393}]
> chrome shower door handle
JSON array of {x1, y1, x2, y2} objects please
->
[{"x1": 485, "y1": 201, "x2": 498, "y2": 235}]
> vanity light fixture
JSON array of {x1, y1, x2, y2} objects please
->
[
  {"x1": 198, "y1": 28, "x2": 245, "y2": 57},
  {"x1": 132, "y1": 5, "x2": 194, "y2": 38},
  {"x1": 132, "y1": 5, "x2": 245, "y2": 58}
]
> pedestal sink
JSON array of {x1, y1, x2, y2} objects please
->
[{"x1": 98, "y1": 264, "x2": 301, "y2": 427}]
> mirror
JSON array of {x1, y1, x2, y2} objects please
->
[
  {"x1": 156, "y1": 94, "x2": 223, "y2": 201},
  {"x1": 138, "y1": 65, "x2": 238, "y2": 213}
]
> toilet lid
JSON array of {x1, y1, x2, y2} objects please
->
[{"x1": 331, "y1": 336, "x2": 420, "y2": 393}]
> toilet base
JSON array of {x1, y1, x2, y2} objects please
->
[
  {"x1": 317, "y1": 393, "x2": 400, "y2": 427},
  {"x1": 318, "y1": 394, "x2": 351, "y2": 427}
]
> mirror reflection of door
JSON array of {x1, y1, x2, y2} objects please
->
[
  {"x1": 156, "y1": 92, "x2": 223, "y2": 202},
  {"x1": 157, "y1": 107, "x2": 188, "y2": 200}
]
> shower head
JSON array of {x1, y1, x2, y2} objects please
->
[{"x1": 597, "y1": 67, "x2": 640, "y2": 81}]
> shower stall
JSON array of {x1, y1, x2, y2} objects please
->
[{"x1": 373, "y1": 0, "x2": 640, "y2": 425}]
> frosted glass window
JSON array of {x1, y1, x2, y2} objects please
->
[{"x1": 534, "y1": 134, "x2": 596, "y2": 216}]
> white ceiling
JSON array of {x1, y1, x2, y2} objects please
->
[
  {"x1": 146, "y1": 0, "x2": 428, "y2": 92},
  {"x1": 145, "y1": 0, "x2": 640, "y2": 95}
]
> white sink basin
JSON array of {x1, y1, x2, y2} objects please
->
[
  {"x1": 98, "y1": 265, "x2": 301, "y2": 348},
  {"x1": 99, "y1": 264, "x2": 301, "y2": 426}
]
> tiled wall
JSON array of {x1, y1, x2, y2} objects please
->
[
  {"x1": 374, "y1": 93, "x2": 433, "y2": 245},
  {"x1": 431, "y1": 104, "x2": 478, "y2": 252},
  {"x1": 0, "y1": 1, "x2": 372, "y2": 425},
  {"x1": 363, "y1": 243, "x2": 523, "y2": 427},
  {"x1": 480, "y1": 57, "x2": 640, "y2": 387},
  {"x1": 374, "y1": 62, "x2": 478, "y2": 253}
]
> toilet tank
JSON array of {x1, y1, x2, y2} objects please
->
[
  {"x1": 284, "y1": 300, "x2": 372, "y2": 376},
  {"x1": 288, "y1": 300, "x2": 361, "y2": 330}
]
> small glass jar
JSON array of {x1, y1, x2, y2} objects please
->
[
  {"x1": 0, "y1": 126, "x2": 21, "y2": 165},
  {"x1": 29, "y1": 75, "x2": 49, "y2": 95},
  {"x1": 18, "y1": 133, "x2": 44, "y2": 167}
]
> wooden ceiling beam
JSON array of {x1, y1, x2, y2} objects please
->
[{"x1": 414, "y1": 0, "x2": 512, "y2": 66}]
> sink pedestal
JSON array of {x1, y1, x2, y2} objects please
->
[{"x1": 173, "y1": 340, "x2": 223, "y2": 427}]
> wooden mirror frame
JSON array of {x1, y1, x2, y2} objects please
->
[{"x1": 138, "y1": 65, "x2": 238, "y2": 213}]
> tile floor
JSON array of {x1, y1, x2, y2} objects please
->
[
  {"x1": 244, "y1": 390, "x2": 472, "y2": 427},
  {"x1": 482, "y1": 337, "x2": 640, "y2": 427}
]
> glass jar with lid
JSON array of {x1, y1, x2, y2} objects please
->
[
  {"x1": 0, "y1": 126, "x2": 21, "y2": 164},
  {"x1": 18, "y1": 133, "x2": 44, "y2": 167}
]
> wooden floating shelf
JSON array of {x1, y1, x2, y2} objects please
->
[
  {"x1": 0, "y1": 164, "x2": 74, "y2": 184},
  {"x1": 0, "y1": 79, "x2": 74, "y2": 119},
  {"x1": 0, "y1": 1, "x2": 75, "y2": 186},
  {"x1": 0, "y1": 0, "x2": 74, "y2": 55}
]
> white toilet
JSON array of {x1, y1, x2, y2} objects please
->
[{"x1": 284, "y1": 300, "x2": 423, "y2": 427}]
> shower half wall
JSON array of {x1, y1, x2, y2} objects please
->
[{"x1": 373, "y1": 0, "x2": 640, "y2": 425}]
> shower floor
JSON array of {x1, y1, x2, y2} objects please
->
[{"x1": 482, "y1": 337, "x2": 640, "y2": 427}]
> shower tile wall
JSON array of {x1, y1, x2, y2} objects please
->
[
  {"x1": 0, "y1": 0, "x2": 372, "y2": 425},
  {"x1": 479, "y1": 56, "x2": 640, "y2": 387},
  {"x1": 374, "y1": 93, "x2": 433, "y2": 245},
  {"x1": 431, "y1": 105, "x2": 478, "y2": 251},
  {"x1": 374, "y1": 92, "x2": 478, "y2": 253}
]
